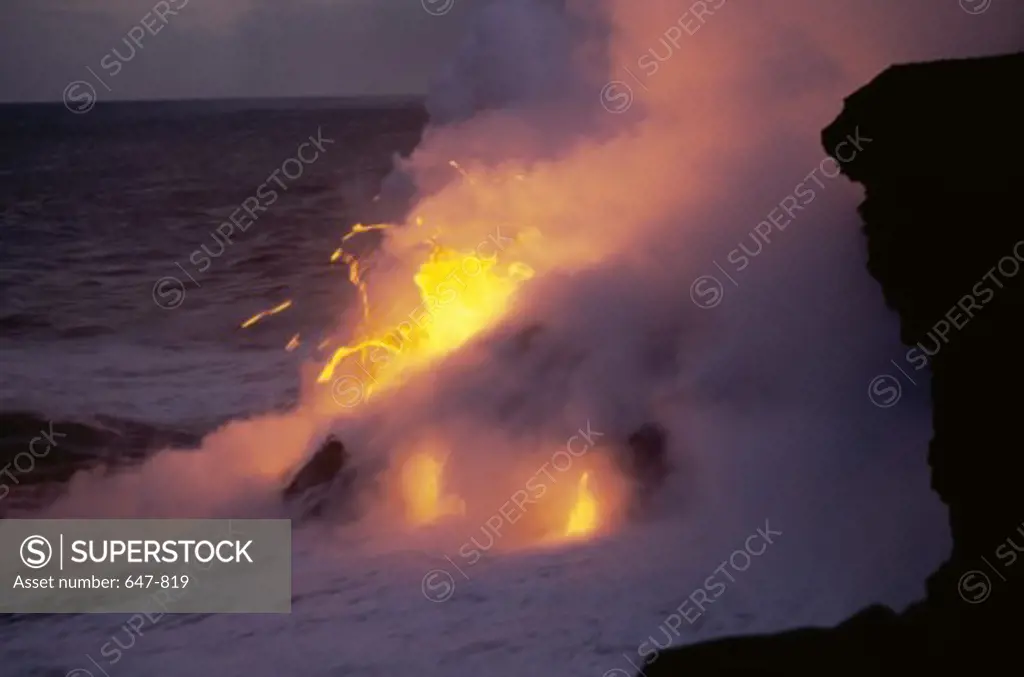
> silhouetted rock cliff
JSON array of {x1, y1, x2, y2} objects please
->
[
  {"x1": 822, "y1": 52, "x2": 1024, "y2": 618},
  {"x1": 643, "y1": 51, "x2": 1024, "y2": 675}
]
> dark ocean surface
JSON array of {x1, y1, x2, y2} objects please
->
[{"x1": 1, "y1": 100, "x2": 427, "y2": 484}]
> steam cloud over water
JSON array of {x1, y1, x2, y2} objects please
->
[{"x1": 45, "y1": 0, "x2": 1024, "y2": 570}]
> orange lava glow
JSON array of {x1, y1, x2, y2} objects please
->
[
  {"x1": 564, "y1": 472, "x2": 599, "y2": 538},
  {"x1": 399, "y1": 451, "x2": 465, "y2": 525},
  {"x1": 240, "y1": 299, "x2": 293, "y2": 329},
  {"x1": 315, "y1": 222, "x2": 534, "y2": 402},
  {"x1": 301, "y1": 188, "x2": 623, "y2": 542},
  {"x1": 241, "y1": 162, "x2": 630, "y2": 546}
]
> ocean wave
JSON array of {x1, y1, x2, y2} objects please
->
[{"x1": 0, "y1": 410, "x2": 204, "y2": 515}]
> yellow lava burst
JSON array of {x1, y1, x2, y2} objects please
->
[
  {"x1": 315, "y1": 222, "x2": 534, "y2": 401},
  {"x1": 237, "y1": 164, "x2": 620, "y2": 544},
  {"x1": 310, "y1": 210, "x2": 536, "y2": 530},
  {"x1": 564, "y1": 472, "x2": 599, "y2": 538},
  {"x1": 400, "y1": 451, "x2": 465, "y2": 525},
  {"x1": 240, "y1": 300, "x2": 292, "y2": 329}
]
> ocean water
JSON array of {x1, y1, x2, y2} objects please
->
[
  {"x1": 1, "y1": 100, "x2": 426, "y2": 430},
  {"x1": 0, "y1": 100, "x2": 949, "y2": 677}
]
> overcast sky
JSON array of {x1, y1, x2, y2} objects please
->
[{"x1": 0, "y1": 0, "x2": 475, "y2": 102}]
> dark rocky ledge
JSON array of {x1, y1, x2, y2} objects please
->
[
  {"x1": 822, "y1": 52, "x2": 1024, "y2": 609},
  {"x1": 641, "y1": 52, "x2": 1024, "y2": 675}
]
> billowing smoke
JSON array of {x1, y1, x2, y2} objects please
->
[{"x1": 46, "y1": 0, "x2": 1023, "y2": 585}]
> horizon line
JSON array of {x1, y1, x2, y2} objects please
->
[{"x1": 0, "y1": 93, "x2": 428, "y2": 108}]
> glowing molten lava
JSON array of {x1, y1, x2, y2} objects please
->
[
  {"x1": 564, "y1": 472, "x2": 599, "y2": 538},
  {"x1": 240, "y1": 299, "x2": 292, "y2": 329},
  {"x1": 237, "y1": 162, "x2": 626, "y2": 546},
  {"x1": 400, "y1": 451, "x2": 465, "y2": 525},
  {"x1": 315, "y1": 223, "x2": 534, "y2": 402}
]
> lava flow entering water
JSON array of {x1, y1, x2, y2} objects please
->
[{"x1": 240, "y1": 165, "x2": 617, "y2": 546}]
